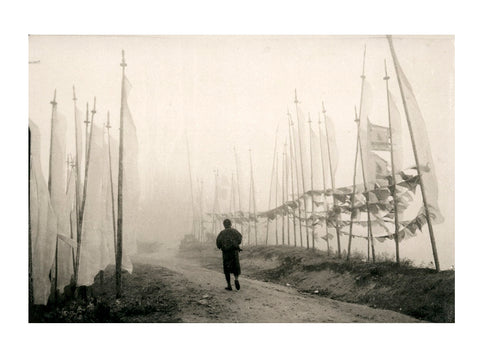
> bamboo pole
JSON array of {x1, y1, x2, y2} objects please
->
[
  {"x1": 76, "y1": 97, "x2": 97, "y2": 284},
  {"x1": 322, "y1": 102, "x2": 342, "y2": 258},
  {"x1": 353, "y1": 46, "x2": 375, "y2": 262},
  {"x1": 106, "y1": 112, "x2": 117, "y2": 257},
  {"x1": 116, "y1": 50, "x2": 126, "y2": 298},
  {"x1": 266, "y1": 125, "x2": 280, "y2": 244},
  {"x1": 384, "y1": 60, "x2": 401, "y2": 264},
  {"x1": 68, "y1": 157, "x2": 76, "y2": 274},
  {"x1": 48, "y1": 89, "x2": 59, "y2": 300},
  {"x1": 387, "y1": 35, "x2": 440, "y2": 271},
  {"x1": 293, "y1": 90, "x2": 310, "y2": 248},
  {"x1": 28, "y1": 128, "x2": 34, "y2": 308},
  {"x1": 288, "y1": 110, "x2": 303, "y2": 247},
  {"x1": 317, "y1": 114, "x2": 330, "y2": 255},
  {"x1": 72, "y1": 86, "x2": 81, "y2": 284},
  {"x1": 308, "y1": 114, "x2": 315, "y2": 249},
  {"x1": 186, "y1": 133, "x2": 196, "y2": 239},
  {"x1": 355, "y1": 107, "x2": 376, "y2": 263},
  {"x1": 347, "y1": 108, "x2": 361, "y2": 260}
]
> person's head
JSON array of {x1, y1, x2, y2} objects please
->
[{"x1": 223, "y1": 219, "x2": 232, "y2": 229}]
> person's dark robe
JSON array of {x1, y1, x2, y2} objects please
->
[{"x1": 216, "y1": 228, "x2": 242, "y2": 276}]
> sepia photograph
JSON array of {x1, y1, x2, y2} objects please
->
[{"x1": 28, "y1": 34, "x2": 454, "y2": 324}]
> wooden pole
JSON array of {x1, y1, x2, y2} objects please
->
[
  {"x1": 288, "y1": 111, "x2": 303, "y2": 247},
  {"x1": 249, "y1": 149, "x2": 258, "y2": 245},
  {"x1": 266, "y1": 125, "x2": 280, "y2": 245},
  {"x1": 76, "y1": 97, "x2": 97, "y2": 283},
  {"x1": 106, "y1": 112, "x2": 117, "y2": 258},
  {"x1": 317, "y1": 114, "x2": 330, "y2": 255},
  {"x1": 322, "y1": 102, "x2": 342, "y2": 258},
  {"x1": 72, "y1": 86, "x2": 81, "y2": 284},
  {"x1": 352, "y1": 46, "x2": 375, "y2": 262},
  {"x1": 293, "y1": 90, "x2": 310, "y2": 248},
  {"x1": 116, "y1": 50, "x2": 127, "y2": 298},
  {"x1": 308, "y1": 113, "x2": 315, "y2": 249},
  {"x1": 48, "y1": 89, "x2": 59, "y2": 300},
  {"x1": 384, "y1": 60, "x2": 401, "y2": 264},
  {"x1": 28, "y1": 128, "x2": 34, "y2": 308},
  {"x1": 186, "y1": 133, "x2": 196, "y2": 239},
  {"x1": 66, "y1": 156, "x2": 76, "y2": 277},
  {"x1": 83, "y1": 103, "x2": 90, "y2": 171},
  {"x1": 387, "y1": 35, "x2": 440, "y2": 271},
  {"x1": 355, "y1": 108, "x2": 376, "y2": 263},
  {"x1": 347, "y1": 108, "x2": 361, "y2": 260}
]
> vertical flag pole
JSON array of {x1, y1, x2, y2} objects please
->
[
  {"x1": 116, "y1": 50, "x2": 127, "y2": 298},
  {"x1": 322, "y1": 102, "x2": 342, "y2": 258},
  {"x1": 318, "y1": 113, "x2": 330, "y2": 255},
  {"x1": 72, "y1": 86, "x2": 81, "y2": 284},
  {"x1": 347, "y1": 107, "x2": 361, "y2": 260},
  {"x1": 106, "y1": 111, "x2": 117, "y2": 257},
  {"x1": 288, "y1": 110, "x2": 302, "y2": 247},
  {"x1": 28, "y1": 128, "x2": 34, "y2": 308},
  {"x1": 308, "y1": 113, "x2": 315, "y2": 249},
  {"x1": 266, "y1": 124, "x2": 280, "y2": 244},
  {"x1": 384, "y1": 60, "x2": 401, "y2": 264},
  {"x1": 355, "y1": 108, "x2": 376, "y2": 263},
  {"x1": 387, "y1": 35, "x2": 440, "y2": 271},
  {"x1": 48, "y1": 89, "x2": 59, "y2": 300},
  {"x1": 294, "y1": 90, "x2": 310, "y2": 248},
  {"x1": 355, "y1": 45, "x2": 375, "y2": 262},
  {"x1": 69, "y1": 156, "x2": 76, "y2": 272}
]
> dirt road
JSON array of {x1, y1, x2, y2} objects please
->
[{"x1": 133, "y1": 249, "x2": 421, "y2": 323}]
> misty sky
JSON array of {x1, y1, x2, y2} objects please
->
[{"x1": 29, "y1": 35, "x2": 454, "y2": 268}]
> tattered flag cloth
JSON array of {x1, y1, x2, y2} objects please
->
[
  {"x1": 393, "y1": 55, "x2": 442, "y2": 220},
  {"x1": 121, "y1": 76, "x2": 140, "y2": 271},
  {"x1": 29, "y1": 121, "x2": 57, "y2": 305},
  {"x1": 78, "y1": 123, "x2": 113, "y2": 286},
  {"x1": 48, "y1": 108, "x2": 74, "y2": 293}
]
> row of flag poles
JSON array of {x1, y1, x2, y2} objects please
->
[
  {"x1": 189, "y1": 36, "x2": 443, "y2": 272},
  {"x1": 29, "y1": 51, "x2": 138, "y2": 306}
]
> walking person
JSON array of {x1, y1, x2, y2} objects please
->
[{"x1": 216, "y1": 219, "x2": 242, "y2": 291}]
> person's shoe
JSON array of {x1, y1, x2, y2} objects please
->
[
  {"x1": 234, "y1": 280, "x2": 240, "y2": 290},
  {"x1": 225, "y1": 286, "x2": 233, "y2": 291}
]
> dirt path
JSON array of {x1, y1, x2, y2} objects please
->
[{"x1": 133, "y1": 250, "x2": 421, "y2": 323}]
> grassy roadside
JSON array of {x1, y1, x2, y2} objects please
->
[{"x1": 179, "y1": 242, "x2": 455, "y2": 323}]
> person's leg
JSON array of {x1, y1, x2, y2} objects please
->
[
  {"x1": 224, "y1": 272, "x2": 232, "y2": 290},
  {"x1": 234, "y1": 273, "x2": 240, "y2": 290}
]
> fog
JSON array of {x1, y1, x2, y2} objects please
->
[{"x1": 29, "y1": 35, "x2": 454, "y2": 268}]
